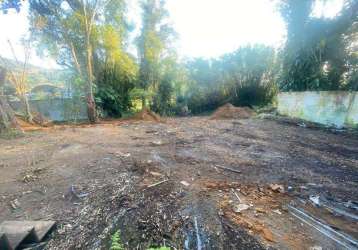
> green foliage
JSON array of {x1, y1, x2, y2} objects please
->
[
  {"x1": 110, "y1": 231, "x2": 125, "y2": 250},
  {"x1": 279, "y1": 0, "x2": 358, "y2": 91},
  {"x1": 184, "y1": 45, "x2": 278, "y2": 114},
  {"x1": 151, "y1": 77, "x2": 174, "y2": 115},
  {"x1": 24, "y1": 0, "x2": 357, "y2": 119},
  {"x1": 130, "y1": 87, "x2": 152, "y2": 106},
  {"x1": 29, "y1": 0, "x2": 131, "y2": 122},
  {"x1": 150, "y1": 53, "x2": 187, "y2": 115},
  {"x1": 137, "y1": 0, "x2": 175, "y2": 107},
  {"x1": 109, "y1": 230, "x2": 170, "y2": 250},
  {"x1": 96, "y1": 62, "x2": 136, "y2": 117}
]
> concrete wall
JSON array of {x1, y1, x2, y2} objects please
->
[
  {"x1": 277, "y1": 91, "x2": 358, "y2": 128},
  {"x1": 10, "y1": 98, "x2": 88, "y2": 121}
]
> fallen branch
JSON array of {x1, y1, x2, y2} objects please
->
[
  {"x1": 231, "y1": 188, "x2": 242, "y2": 203},
  {"x1": 146, "y1": 179, "x2": 169, "y2": 189},
  {"x1": 215, "y1": 165, "x2": 241, "y2": 174}
]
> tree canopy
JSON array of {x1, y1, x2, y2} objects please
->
[
  {"x1": 1, "y1": 0, "x2": 357, "y2": 121},
  {"x1": 279, "y1": 0, "x2": 358, "y2": 91}
]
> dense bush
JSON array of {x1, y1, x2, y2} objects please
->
[
  {"x1": 96, "y1": 63, "x2": 135, "y2": 117},
  {"x1": 186, "y1": 86, "x2": 227, "y2": 114},
  {"x1": 151, "y1": 77, "x2": 175, "y2": 116},
  {"x1": 184, "y1": 45, "x2": 278, "y2": 113},
  {"x1": 233, "y1": 84, "x2": 277, "y2": 107},
  {"x1": 279, "y1": 0, "x2": 357, "y2": 91}
]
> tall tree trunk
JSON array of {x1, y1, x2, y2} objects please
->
[
  {"x1": 85, "y1": 23, "x2": 97, "y2": 123},
  {"x1": 86, "y1": 93, "x2": 96, "y2": 123},
  {"x1": 85, "y1": 39, "x2": 97, "y2": 123},
  {"x1": 142, "y1": 96, "x2": 146, "y2": 109},
  {"x1": 21, "y1": 94, "x2": 33, "y2": 123},
  {"x1": 0, "y1": 67, "x2": 21, "y2": 133}
]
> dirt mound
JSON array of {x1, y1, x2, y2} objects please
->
[
  {"x1": 15, "y1": 116, "x2": 42, "y2": 131},
  {"x1": 133, "y1": 108, "x2": 161, "y2": 122},
  {"x1": 210, "y1": 103, "x2": 255, "y2": 120}
]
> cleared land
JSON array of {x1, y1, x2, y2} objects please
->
[{"x1": 0, "y1": 116, "x2": 357, "y2": 249}]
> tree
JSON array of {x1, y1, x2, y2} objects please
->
[
  {"x1": 29, "y1": 0, "x2": 121, "y2": 123},
  {"x1": 222, "y1": 45, "x2": 278, "y2": 107},
  {"x1": 0, "y1": 67, "x2": 21, "y2": 133},
  {"x1": 137, "y1": 0, "x2": 174, "y2": 108},
  {"x1": 279, "y1": 0, "x2": 358, "y2": 91},
  {"x1": 96, "y1": 61, "x2": 136, "y2": 117},
  {"x1": 1, "y1": 40, "x2": 34, "y2": 123},
  {"x1": 183, "y1": 45, "x2": 278, "y2": 113},
  {"x1": 95, "y1": 1, "x2": 138, "y2": 117}
]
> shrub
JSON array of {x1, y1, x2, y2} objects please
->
[{"x1": 96, "y1": 63, "x2": 135, "y2": 117}]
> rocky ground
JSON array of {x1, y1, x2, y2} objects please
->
[{"x1": 0, "y1": 116, "x2": 357, "y2": 249}]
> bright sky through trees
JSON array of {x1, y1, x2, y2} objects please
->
[{"x1": 0, "y1": 0, "x2": 345, "y2": 68}]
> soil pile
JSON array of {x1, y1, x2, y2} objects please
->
[
  {"x1": 134, "y1": 108, "x2": 161, "y2": 122},
  {"x1": 210, "y1": 103, "x2": 255, "y2": 120}
]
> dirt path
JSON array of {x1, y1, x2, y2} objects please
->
[{"x1": 0, "y1": 117, "x2": 357, "y2": 249}]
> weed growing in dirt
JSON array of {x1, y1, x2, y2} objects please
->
[
  {"x1": 110, "y1": 231, "x2": 125, "y2": 250},
  {"x1": 110, "y1": 229, "x2": 170, "y2": 250}
]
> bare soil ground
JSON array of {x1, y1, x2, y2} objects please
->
[{"x1": 0, "y1": 116, "x2": 357, "y2": 249}]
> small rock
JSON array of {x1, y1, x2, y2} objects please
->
[
  {"x1": 281, "y1": 206, "x2": 289, "y2": 212},
  {"x1": 234, "y1": 204, "x2": 250, "y2": 213},
  {"x1": 309, "y1": 195, "x2": 320, "y2": 206},
  {"x1": 273, "y1": 209, "x2": 282, "y2": 215},
  {"x1": 150, "y1": 171, "x2": 163, "y2": 177},
  {"x1": 269, "y1": 184, "x2": 285, "y2": 193},
  {"x1": 116, "y1": 152, "x2": 130, "y2": 158},
  {"x1": 180, "y1": 181, "x2": 190, "y2": 187},
  {"x1": 9, "y1": 199, "x2": 20, "y2": 210},
  {"x1": 309, "y1": 246, "x2": 322, "y2": 250},
  {"x1": 152, "y1": 140, "x2": 162, "y2": 146},
  {"x1": 23, "y1": 174, "x2": 38, "y2": 183}
]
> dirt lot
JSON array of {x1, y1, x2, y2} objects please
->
[{"x1": 1, "y1": 116, "x2": 358, "y2": 249}]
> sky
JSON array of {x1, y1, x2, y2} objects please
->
[{"x1": 0, "y1": 0, "x2": 345, "y2": 69}]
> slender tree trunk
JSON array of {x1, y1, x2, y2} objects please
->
[
  {"x1": 83, "y1": 7, "x2": 97, "y2": 124},
  {"x1": 21, "y1": 94, "x2": 33, "y2": 123},
  {"x1": 0, "y1": 67, "x2": 21, "y2": 133},
  {"x1": 70, "y1": 42, "x2": 82, "y2": 76},
  {"x1": 85, "y1": 35, "x2": 97, "y2": 123},
  {"x1": 6, "y1": 39, "x2": 33, "y2": 123},
  {"x1": 142, "y1": 96, "x2": 146, "y2": 109}
]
